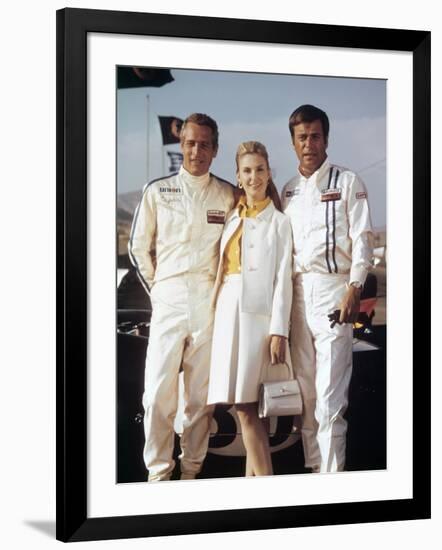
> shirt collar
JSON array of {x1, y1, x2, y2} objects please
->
[
  {"x1": 237, "y1": 195, "x2": 271, "y2": 217},
  {"x1": 231, "y1": 195, "x2": 273, "y2": 221}
]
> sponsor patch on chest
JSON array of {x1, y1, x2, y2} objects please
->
[
  {"x1": 356, "y1": 191, "x2": 367, "y2": 199},
  {"x1": 207, "y1": 210, "x2": 226, "y2": 224},
  {"x1": 159, "y1": 187, "x2": 182, "y2": 194},
  {"x1": 320, "y1": 189, "x2": 341, "y2": 202}
]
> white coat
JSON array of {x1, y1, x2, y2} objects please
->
[
  {"x1": 207, "y1": 201, "x2": 293, "y2": 405},
  {"x1": 211, "y1": 200, "x2": 293, "y2": 338}
]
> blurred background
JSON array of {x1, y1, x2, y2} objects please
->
[{"x1": 116, "y1": 66, "x2": 387, "y2": 483}]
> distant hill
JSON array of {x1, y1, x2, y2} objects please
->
[
  {"x1": 117, "y1": 191, "x2": 142, "y2": 255},
  {"x1": 373, "y1": 226, "x2": 386, "y2": 248},
  {"x1": 117, "y1": 207, "x2": 133, "y2": 223},
  {"x1": 117, "y1": 190, "x2": 141, "y2": 218},
  {"x1": 117, "y1": 190, "x2": 141, "y2": 256}
]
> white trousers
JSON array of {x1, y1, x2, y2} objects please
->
[
  {"x1": 143, "y1": 275, "x2": 215, "y2": 481},
  {"x1": 290, "y1": 273, "x2": 353, "y2": 472}
]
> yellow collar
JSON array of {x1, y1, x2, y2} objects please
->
[{"x1": 237, "y1": 195, "x2": 271, "y2": 218}]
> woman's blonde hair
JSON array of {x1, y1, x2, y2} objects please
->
[{"x1": 235, "y1": 141, "x2": 282, "y2": 212}]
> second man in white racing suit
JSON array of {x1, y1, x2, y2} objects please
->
[{"x1": 282, "y1": 104, "x2": 373, "y2": 473}]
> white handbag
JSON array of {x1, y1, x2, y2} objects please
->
[{"x1": 258, "y1": 362, "x2": 303, "y2": 418}]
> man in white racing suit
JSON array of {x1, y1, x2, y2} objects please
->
[
  {"x1": 129, "y1": 113, "x2": 235, "y2": 481},
  {"x1": 281, "y1": 104, "x2": 373, "y2": 472}
]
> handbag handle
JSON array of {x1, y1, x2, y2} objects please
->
[{"x1": 263, "y1": 361, "x2": 294, "y2": 382}]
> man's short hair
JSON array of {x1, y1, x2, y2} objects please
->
[
  {"x1": 288, "y1": 104, "x2": 330, "y2": 140},
  {"x1": 180, "y1": 113, "x2": 219, "y2": 148}
]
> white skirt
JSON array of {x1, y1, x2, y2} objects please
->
[{"x1": 207, "y1": 274, "x2": 286, "y2": 405}]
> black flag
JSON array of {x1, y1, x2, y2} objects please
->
[
  {"x1": 117, "y1": 67, "x2": 174, "y2": 89},
  {"x1": 158, "y1": 116, "x2": 183, "y2": 145}
]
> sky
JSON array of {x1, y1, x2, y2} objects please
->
[{"x1": 117, "y1": 68, "x2": 386, "y2": 228}]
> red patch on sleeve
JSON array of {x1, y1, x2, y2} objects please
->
[{"x1": 356, "y1": 191, "x2": 367, "y2": 199}]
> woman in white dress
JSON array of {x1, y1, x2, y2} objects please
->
[{"x1": 207, "y1": 141, "x2": 293, "y2": 476}]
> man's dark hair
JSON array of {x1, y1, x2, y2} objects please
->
[
  {"x1": 180, "y1": 113, "x2": 219, "y2": 148},
  {"x1": 288, "y1": 104, "x2": 330, "y2": 140}
]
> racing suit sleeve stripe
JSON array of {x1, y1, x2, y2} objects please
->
[
  {"x1": 325, "y1": 167, "x2": 334, "y2": 273},
  {"x1": 128, "y1": 185, "x2": 157, "y2": 294},
  {"x1": 331, "y1": 169, "x2": 340, "y2": 273}
]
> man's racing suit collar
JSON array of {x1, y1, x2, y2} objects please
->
[
  {"x1": 179, "y1": 165, "x2": 211, "y2": 188},
  {"x1": 297, "y1": 158, "x2": 330, "y2": 184}
]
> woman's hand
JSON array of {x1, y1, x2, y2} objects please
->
[{"x1": 270, "y1": 335, "x2": 286, "y2": 364}]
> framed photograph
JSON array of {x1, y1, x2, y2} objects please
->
[{"x1": 56, "y1": 7, "x2": 430, "y2": 542}]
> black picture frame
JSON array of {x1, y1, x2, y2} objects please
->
[{"x1": 56, "y1": 7, "x2": 431, "y2": 542}]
